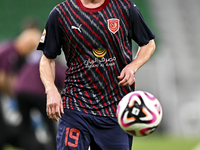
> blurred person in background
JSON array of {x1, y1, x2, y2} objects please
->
[
  {"x1": 0, "y1": 19, "x2": 41, "y2": 149},
  {"x1": 0, "y1": 19, "x2": 41, "y2": 95},
  {"x1": 13, "y1": 50, "x2": 66, "y2": 150}
]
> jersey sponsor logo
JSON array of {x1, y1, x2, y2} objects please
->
[
  {"x1": 71, "y1": 24, "x2": 82, "y2": 32},
  {"x1": 107, "y1": 18, "x2": 120, "y2": 34},
  {"x1": 84, "y1": 47, "x2": 116, "y2": 69},
  {"x1": 84, "y1": 57, "x2": 116, "y2": 69},
  {"x1": 40, "y1": 29, "x2": 46, "y2": 43},
  {"x1": 92, "y1": 48, "x2": 107, "y2": 58}
]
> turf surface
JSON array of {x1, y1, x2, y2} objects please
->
[
  {"x1": 132, "y1": 134, "x2": 200, "y2": 150},
  {"x1": 4, "y1": 134, "x2": 200, "y2": 150}
]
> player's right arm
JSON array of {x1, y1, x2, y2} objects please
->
[{"x1": 39, "y1": 53, "x2": 64, "y2": 122}]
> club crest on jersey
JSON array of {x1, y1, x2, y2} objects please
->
[
  {"x1": 40, "y1": 29, "x2": 46, "y2": 43},
  {"x1": 107, "y1": 18, "x2": 120, "y2": 34}
]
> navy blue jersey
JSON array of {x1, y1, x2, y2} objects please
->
[{"x1": 37, "y1": 0, "x2": 155, "y2": 117}]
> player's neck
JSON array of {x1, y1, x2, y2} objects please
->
[{"x1": 80, "y1": 0, "x2": 105, "y2": 8}]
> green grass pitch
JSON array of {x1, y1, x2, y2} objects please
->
[
  {"x1": 4, "y1": 134, "x2": 200, "y2": 150},
  {"x1": 132, "y1": 134, "x2": 200, "y2": 150}
]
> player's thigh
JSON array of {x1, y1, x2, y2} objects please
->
[
  {"x1": 93, "y1": 119, "x2": 133, "y2": 150},
  {"x1": 56, "y1": 112, "x2": 91, "y2": 150},
  {"x1": 102, "y1": 131, "x2": 132, "y2": 150}
]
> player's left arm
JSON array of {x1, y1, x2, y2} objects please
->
[{"x1": 118, "y1": 39, "x2": 156, "y2": 86}]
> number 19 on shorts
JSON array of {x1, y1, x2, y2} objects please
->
[{"x1": 65, "y1": 127, "x2": 80, "y2": 147}]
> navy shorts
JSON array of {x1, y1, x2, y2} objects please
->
[{"x1": 56, "y1": 109, "x2": 133, "y2": 150}]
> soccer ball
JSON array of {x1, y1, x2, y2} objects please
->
[{"x1": 117, "y1": 91, "x2": 162, "y2": 137}]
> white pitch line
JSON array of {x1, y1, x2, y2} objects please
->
[{"x1": 192, "y1": 142, "x2": 200, "y2": 150}]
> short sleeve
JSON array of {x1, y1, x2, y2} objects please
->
[
  {"x1": 129, "y1": 3, "x2": 155, "y2": 46},
  {"x1": 37, "y1": 6, "x2": 63, "y2": 59}
]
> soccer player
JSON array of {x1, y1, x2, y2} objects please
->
[{"x1": 38, "y1": 0, "x2": 156, "y2": 149}]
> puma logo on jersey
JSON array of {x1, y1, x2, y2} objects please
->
[{"x1": 71, "y1": 24, "x2": 82, "y2": 32}]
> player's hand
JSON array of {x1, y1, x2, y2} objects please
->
[
  {"x1": 118, "y1": 64, "x2": 136, "y2": 86},
  {"x1": 46, "y1": 88, "x2": 64, "y2": 122}
]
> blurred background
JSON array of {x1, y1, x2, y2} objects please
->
[{"x1": 0, "y1": 0, "x2": 200, "y2": 150}]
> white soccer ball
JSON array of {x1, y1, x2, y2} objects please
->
[{"x1": 117, "y1": 91, "x2": 162, "y2": 137}]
